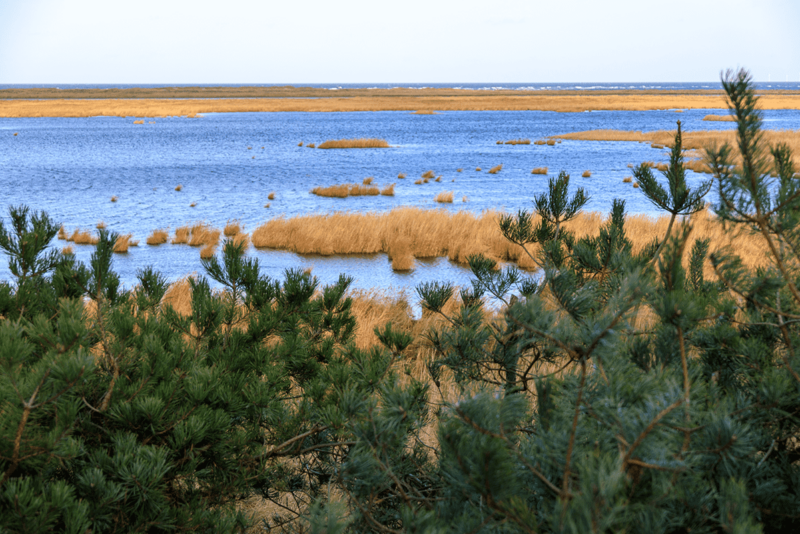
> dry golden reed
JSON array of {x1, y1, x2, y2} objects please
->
[
  {"x1": 307, "y1": 143, "x2": 316, "y2": 148},
  {"x1": 434, "y1": 191, "x2": 454, "y2": 203},
  {"x1": 310, "y1": 183, "x2": 380, "y2": 198},
  {"x1": 398, "y1": 173, "x2": 406, "y2": 179},
  {"x1": 224, "y1": 221, "x2": 242, "y2": 237},
  {"x1": 462, "y1": 196, "x2": 468, "y2": 202},
  {"x1": 422, "y1": 170, "x2": 435, "y2": 179},
  {"x1": 6, "y1": 89, "x2": 800, "y2": 118},
  {"x1": 113, "y1": 234, "x2": 133, "y2": 253},
  {"x1": 147, "y1": 229, "x2": 169, "y2": 245},
  {"x1": 623, "y1": 177, "x2": 633, "y2": 183},
  {"x1": 633, "y1": 182, "x2": 640, "y2": 188},
  {"x1": 411, "y1": 110, "x2": 438, "y2": 114},
  {"x1": 111, "y1": 196, "x2": 118, "y2": 202},
  {"x1": 702, "y1": 114, "x2": 735, "y2": 122},
  {"x1": 172, "y1": 226, "x2": 190, "y2": 244},
  {"x1": 362, "y1": 177, "x2": 374, "y2": 185},
  {"x1": 546, "y1": 140, "x2": 556, "y2": 146},
  {"x1": 268, "y1": 192, "x2": 276, "y2": 200},
  {"x1": 651, "y1": 144, "x2": 665, "y2": 149},
  {"x1": 57, "y1": 226, "x2": 67, "y2": 240},
  {"x1": 70, "y1": 230, "x2": 98, "y2": 245},
  {"x1": 190, "y1": 202, "x2": 197, "y2": 208},
  {"x1": 248, "y1": 206, "x2": 768, "y2": 276},
  {"x1": 133, "y1": 120, "x2": 144, "y2": 124},
  {"x1": 414, "y1": 179, "x2": 423, "y2": 185},
  {"x1": 298, "y1": 141, "x2": 303, "y2": 147},
  {"x1": 488, "y1": 164, "x2": 503, "y2": 174},
  {"x1": 61, "y1": 245, "x2": 74, "y2": 255},
  {"x1": 200, "y1": 244, "x2": 216, "y2": 259},
  {"x1": 175, "y1": 184, "x2": 183, "y2": 191},
  {"x1": 316, "y1": 138, "x2": 389, "y2": 149},
  {"x1": 434, "y1": 176, "x2": 441, "y2": 182},
  {"x1": 534, "y1": 140, "x2": 546, "y2": 145},
  {"x1": 380, "y1": 184, "x2": 395, "y2": 196},
  {"x1": 582, "y1": 170, "x2": 592, "y2": 178},
  {"x1": 456, "y1": 168, "x2": 463, "y2": 172},
  {"x1": 96, "y1": 221, "x2": 106, "y2": 229},
  {"x1": 188, "y1": 224, "x2": 221, "y2": 248},
  {"x1": 531, "y1": 167, "x2": 548, "y2": 175},
  {"x1": 504, "y1": 139, "x2": 531, "y2": 145}
]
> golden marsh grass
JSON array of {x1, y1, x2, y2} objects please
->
[
  {"x1": 61, "y1": 245, "x2": 74, "y2": 255},
  {"x1": 380, "y1": 184, "x2": 395, "y2": 196},
  {"x1": 398, "y1": 173, "x2": 406, "y2": 179},
  {"x1": 70, "y1": 230, "x2": 98, "y2": 245},
  {"x1": 200, "y1": 244, "x2": 216, "y2": 259},
  {"x1": 147, "y1": 229, "x2": 169, "y2": 245},
  {"x1": 457, "y1": 168, "x2": 463, "y2": 172},
  {"x1": 5, "y1": 89, "x2": 800, "y2": 117},
  {"x1": 224, "y1": 221, "x2": 242, "y2": 237},
  {"x1": 96, "y1": 221, "x2": 106, "y2": 230},
  {"x1": 188, "y1": 224, "x2": 221, "y2": 248},
  {"x1": 504, "y1": 138, "x2": 531, "y2": 145},
  {"x1": 307, "y1": 143, "x2": 316, "y2": 148},
  {"x1": 57, "y1": 226, "x2": 67, "y2": 240},
  {"x1": 175, "y1": 184, "x2": 183, "y2": 192},
  {"x1": 113, "y1": 234, "x2": 134, "y2": 253},
  {"x1": 531, "y1": 167, "x2": 548, "y2": 175},
  {"x1": 316, "y1": 138, "x2": 389, "y2": 149},
  {"x1": 422, "y1": 170, "x2": 435, "y2": 179},
  {"x1": 633, "y1": 182, "x2": 640, "y2": 188},
  {"x1": 111, "y1": 196, "x2": 118, "y2": 202},
  {"x1": 487, "y1": 164, "x2": 503, "y2": 174},
  {"x1": 411, "y1": 110, "x2": 438, "y2": 114},
  {"x1": 172, "y1": 226, "x2": 190, "y2": 244},
  {"x1": 268, "y1": 192, "x2": 276, "y2": 200},
  {"x1": 623, "y1": 177, "x2": 633, "y2": 183},
  {"x1": 133, "y1": 120, "x2": 144, "y2": 124},
  {"x1": 310, "y1": 183, "x2": 380, "y2": 198},
  {"x1": 362, "y1": 177, "x2": 374, "y2": 185},
  {"x1": 475, "y1": 167, "x2": 482, "y2": 171},
  {"x1": 702, "y1": 114, "x2": 735, "y2": 122},
  {"x1": 582, "y1": 170, "x2": 592, "y2": 177},
  {"x1": 434, "y1": 191, "x2": 454, "y2": 203},
  {"x1": 247, "y1": 206, "x2": 768, "y2": 275}
]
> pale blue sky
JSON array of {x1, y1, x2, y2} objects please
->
[{"x1": 0, "y1": 0, "x2": 798, "y2": 84}]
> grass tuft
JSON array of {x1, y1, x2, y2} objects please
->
[
  {"x1": 70, "y1": 230, "x2": 98, "y2": 245},
  {"x1": 200, "y1": 244, "x2": 216, "y2": 259},
  {"x1": 298, "y1": 141, "x2": 303, "y2": 146},
  {"x1": 398, "y1": 173, "x2": 406, "y2": 179},
  {"x1": 534, "y1": 140, "x2": 546, "y2": 145},
  {"x1": 582, "y1": 170, "x2": 592, "y2": 178},
  {"x1": 268, "y1": 192, "x2": 276, "y2": 200},
  {"x1": 633, "y1": 182, "x2": 640, "y2": 188},
  {"x1": 133, "y1": 120, "x2": 144, "y2": 124},
  {"x1": 190, "y1": 202, "x2": 197, "y2": 208},
  {"x1": 475, "y1": 167, "x2": 482, "y2": 171},
  {"x1": 57, "y1": 226, "x2": 67, "y2": 240},
  {"x1": 381, "y1": 184, "x2": 395, "y2": 196},
  {"x1": 111, "y1": 196, "x2": 118, "y2": 202},
  {"x1": 316, "y1": 138, "x2": 389, "y2": 149},
  {"x1": 456, "y1": 168, "x2": 463, "y2": 172},
  {"x1": 435, "y1": 176, "x2": 441, "y2": 182},
  {"x1": 546, "y1": 140, "x2": 556, "y2": 146},
  {"x1": 307, "y1": 143, "x2": 316, "y2": 148},
  {"x1": 434, "y1": 191, "x2": 454, "y2": 203},
  {"x1": 61, "y1": 245, "x2": 74, "y2": 255},
  {"x1": 651, "y1": 143, "x2": 665, "y2": 149},
  {"x1": 362, "y1": 177, "x2": 374, "y2": 185},
  {"x1": 188, "y1": 224, "x2": 221, "y2": 247},
  {"x1": 504, "y1": 139, "x2": 531, "y2": 145},
  {"x1": 172, "y1": 226, "x2": 190, "y2": 244},
  {"x1": 96, "y1": 221, "x2": 106, "y2": 229},
  {"x1": 422, "y1": 170, "x2": 435, "y2": 179},
  {"x1": 702, "y1": 114, "x2": 735, "y2": 122},
  {"x1": 175, "y1": 184, "x2": 183, "y2": 191},
  {"x1": 113, "y1": 234, "x2": 133, "y2": 253},
  {"x1": 623, "y1": 177, "x2": 632, "y2": 183},
  {"x1": 414, "y1": 179, "x2": 423, "y2": 185},
  {"x1": 147, "y1": 229, "x2": 169, "y2": 245},
  {"x1": 411, "y1": 110, "x2": 437, "y2": 114},
  {"x1": 487, "y1": 165, "x2": 503, "y2": 174},
  {"x1": 531, "y1": 167, "x2": 548, "y2": 175},
  {"x1": 224, "y1": 221, "x2": 242, "y2": 237},
  {"x1": 310, "y1": 184, "x2": 380, "y2": 198},
  {"x1": 462, "y1": 196, "x2": 468, "y2": 202}
]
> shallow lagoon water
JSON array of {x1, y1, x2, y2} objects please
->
[{"x1": 2, "y1": 108, "x2": 799, "y2": 291}]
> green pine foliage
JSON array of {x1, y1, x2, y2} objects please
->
[{"x1": 2, "y1": 68, "x2": 800, "y2": 533}]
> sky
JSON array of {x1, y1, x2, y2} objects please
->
[{"x1": 0, "y1": 0, "x2": 798, "y2": 84}]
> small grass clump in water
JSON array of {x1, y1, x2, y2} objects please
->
[
  {"x1": 651, "y1": 143, "x2": 665, "y2": 149},
  {"x1": 456, "y1": 168, "x2": 463, "y2": 172},
  {"x1": 434, "y1": 191, "x2": 454, "y2": 203},
  {"x1": 111, "y1": 196, "x2": 118, "y2": 202},
  {"x1": 504, "y1": 139, "x2": 531, "y2": 145},
  {"x1": 546, "y1": 139, "x2": 556, "y2": 146},
  {"x1": 487, "y1": 165, "x2": 503, "y2": 174},
  {"x1": 380, "y1": 184, "x2": 395, "y2": 196},
  {"x1": 61, "y1": 245, "x2": 74, "y2": 255},
  {"x1": 414, "y1": 179, "x2": 423, "y2": 185},
  {"x1": 113, "y1": 234, "x2": 134, "y2": 253},
  {"x1": 306, "y1": 143, "x2": 316, "y2": 148},
  {"x1": 531, "y1": 167, "x2": 548, "y2": 175},
  {"x1": 462, "y1": 196, "x2": 468, "y2": 202},
  {"x1": 175, "y1": 184, "x2": 183, "y2": 191},
  {"x1": 316, "y1": 138, "x2": 389, "y2": 149},
  {"x1": 133, "y1": 120, "x2": 144, "y2": 124},
  {"x1": 421, "y1": 170, "x2": 435, "y2": 179},
  {"x1": 188, "y1": 224, "x2": 221, "y2": 247},
  {"x1": 633, "y1": 182, "x2": 640, "y2": 188},
  {"x1": 298, "y1": 141, "x2": 303, "y2": 146},
  {"x1": 435, "y1": 176, "x2": 441, "y2": 182},
  {"x1": 96, "y1": 221, "x2": 106, "y2": 229},
  {"x1": 224, "y1": 221, "x2": 242, "y2": 237},
  {"x1": 310, "y1": 184, "x2": 379, "y2": 198},
  {"x1": 70, "y1": 230, "x2": 98, "y2": 245},
  {"x1": 411, "y1": 110, "x2": 437, "y2": 115},
  {"x1": 199, "y1": 244, "x2": 215, "y2": 259},
  {"x1": 623, "y1": 177, "x2": 633, "y2": 183},
  {"x1": 475, "y1": 167, "x2": 482, "y2": 171},
  {"x1": 362, "y1": 177, "x2": 374, "y2": 185},
  {"x1": 268, "y1": 192, "x2": 275, "y2": 200},
  {"x1": 702, "y1": 114, "x2": 735, "y2": 122},
  {"x1": 582, "y1": 170, "x2": 592, "y2": 177},
  {"x1": 57, "y1": 226, "x2": 67, "y2": 240},
  {"x1": 147, "y1": 229, "x2": 169, "y2": 245},
  {"x1": 172, "y1": 226, "x2": 190, "y2": 244},
  {"x1": 398, "y1": 173, "x2": 406, "y2": 179}
]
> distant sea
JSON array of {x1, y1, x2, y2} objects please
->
[{"x1": 2, "y1": 82, "x2": 800, "y2": 91}]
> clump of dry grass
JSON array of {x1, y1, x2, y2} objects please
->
[
  {"x1": 381, "y1": 184, "x2": 395, "y2": 196},
  {"x1": 476, "y1": 167, "x2": 482, "y2": 171},
  {"x1": 411, "y1": 110, "x2": 437, "y2": 114},
  {"x1": 703, "y1": 114, "x2": 735, "y2": 122},
  {"x1": 546, "y1": 140, "x2": 556, "y2": 146},
  {"x1": 264, "y1": 203, "x2": 271, "y2": 208},
  {"x1": 224, "y1": 221, "x2": 242, "y2": 237},
  {"x1": 57, "y1": 226, "x2": 67, "y2": 240},
  {"x1": 627, "y1": 163, "x2": 634, "y2": 168},
  {"x1": 113, "y1": 234, "x2": 134, "y2": 253},
  {"x1": 398, "y1": 173, "x2": 406, "y2": 179},
  {"x1": 268, "y1": 192, "x2": 276, "y2": 200},
  {"x1": 200, "y1": 244, "x2": 216, "y2": 259},
  {"x1": 534, "y1": 140, "x2": 546, "y2": 145},
  {"x1": 96, "y1": 221, "x2": 106, "y2": 230},
  {"x1": 582, "y1": 170, "x2": 592, "y2": 178},
  {"x1": 434, "y1": 176, "x2": 441, "y2": 182},
  {"x1": 487, "y1": 165, "x2": 503, "y2": 174},
  {"x1": 623, "y1": 177, "x2": 633, "y2": 183},
  {"x1": 456, "y1": 168, "x2": 463, "y2": 172},
  {"x1": 70, "y1": 230, "x2": 98, "y2": 245},
  {"x1": 172, "y1": 226, "x2": 190, "y2": 244},
  {"x1": 422, "y1": 170, "x2": 435, "y2": 179},
  {"x1": 307, "y1": 143, "x2": 316, "y2": 148},
  {"x1": 147, "y1": 229, "x2": 169, "y2": 245},
  {"x1": 316, "y1": 138, "x2": 390, "y2": 149},
  {"x1": 190, "y1": 202, "x2": 197, "y2": 208},
  {"x1": 175, "y1": 184, "x2": 183, "y2": 191},
  {"x1": 462, "y1": 196, "x2": 468, "y2": 202},
  {"x1": 504, "y1": 139, "x2": 531, "y2": 145},
  {"x1": 188, "y1": 224, "x2": 221, "y2": 247},
  {"x1": 362, "y1": 177, "x2": 374, "y2": 185},
  {"x1": 13, "y1": 133, "x2": 18, "y2": 136},
  {"x1": 111, "y1": 196, "x2": 118, "y2": 202},
  {"x1": 531, "y1": 167, "x2": 548, "y2": 175},
  {"x1": 414, "y1": 179, "x2": 423, "y2": 185},
  {"x1": 61, "y1": 245, "x2": 74, "y2": 255},
  {"x1": 298, "y1": 141, "x2": 303, "y2": 147},
  {"x1": 651, "y1": 143, "x2": 664, "y2": 149},
  {"x1": 633, "y1": 182, "x2": 640, "y2": 188},
  {"x1": 133, "y1": 120, "x2": 144, "y2": 124},
  {"x1": 496, "y1": 141, "x2": 502, "y2": 145},
  {"x1": 231, "y1": 233, "x2": 250, "y2": 253},
  {"x1": 434, "y1": 191, "x2": 454, "y2": 203},
  {"x1": 310, "y1": 184, "x2": 380, "y2": 198}
]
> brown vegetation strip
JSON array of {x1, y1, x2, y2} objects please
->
[
  {"x1": 249, "y1": 206, "x2": 766, "y2": 275},
  {"x1": 316, "y1": 138, "x2": 389, "y2": 149},
  {"x1": 310, "y1": 184, "x2": 380, "y2": 198},
  {"x1": 6, "y1": 92, "x2": 800, "y2": 117}
]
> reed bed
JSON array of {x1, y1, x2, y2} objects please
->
[
  {"x1": 224, "y1": 221, "x2": 242, "y2": 237},
  {"x1": 232, "y1": 233, "x2": 250, "y2": 252},
  {"x1": 310, "y1": 183, "x2": 380, "y2": 198},
  {"x1": 316, "y1": 138, "x2": 389, "y2": 149},
  {"x1": 504, "y1": 139, "x2": 531, "y2": 145},
  {"x1": 633, "y1": 183, "x2": 640, "y2": 188},
  {"x1": 172, "y1": 226, "x2": 190, "y2": 244},
  {"x1": 411, "y1": 110, "x2": 437, "y2": 114},
  {"x1": 6, "y1": 91, "x2": 800, "y2": 117},
  {"x1": 546, "y1": 140, "x2": 556, "y2": 146},
  {"x1": 651, "y1": 143, "x2": 664, "y2": 149},
  {"x1": 421, "y1": 170, "x2": 435, "y2": 179},
  {"x1": 298, "y1": 142, "x2": 303, "y2": 147},
  {"x1": 133, "y1": 120, "x2": 144, "y2": 124},
  {"x1": 147, "y1": 229, "x2": 169, "y2": 245},
  {"x1": 57, "y1": 226, "x2": 67, "y2": 240},
  {"x1": 487, "y1": 164, "x2": 503, "y2": 174},
  {"x1": 531, "y1": 167, "x2": 548, "y2": 175},
  {"x1": 434, "y1": 191, "x2": 454, "y2": 203},
  {"x1": 582, "y1": 170, "x2": 592, "y2": 177},
  {"x1": 434, "y1": 176, "x2": 441, "y2": 182},
  {"x1": 188, "y1": 224, "x2": 221, "y2": 248},
  {"x1": 248, "y1": 206, "x2": 768, "y2": 276},
  {"x1": 414, "y1": 179, "x2": 423, "y2": 185},
  {"x1": 534, "y1": 140, "x2": 546, "y2": 145},
  {"x1": 200, "y1": 245, "x2": 216, "y2": 259},
  {"x1": 380, "y1": 184, "x2": 395, "y2": 196},
  {"x1": 702, "y1": 114, "x2": 735, "y2": 122},
  {"x1": 70, "y1": 230, "x2": 98, "y2": 245}
]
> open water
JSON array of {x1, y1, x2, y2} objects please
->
[{"x1": 2, "y1": 107, "x2": 800, "y2": 295}]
